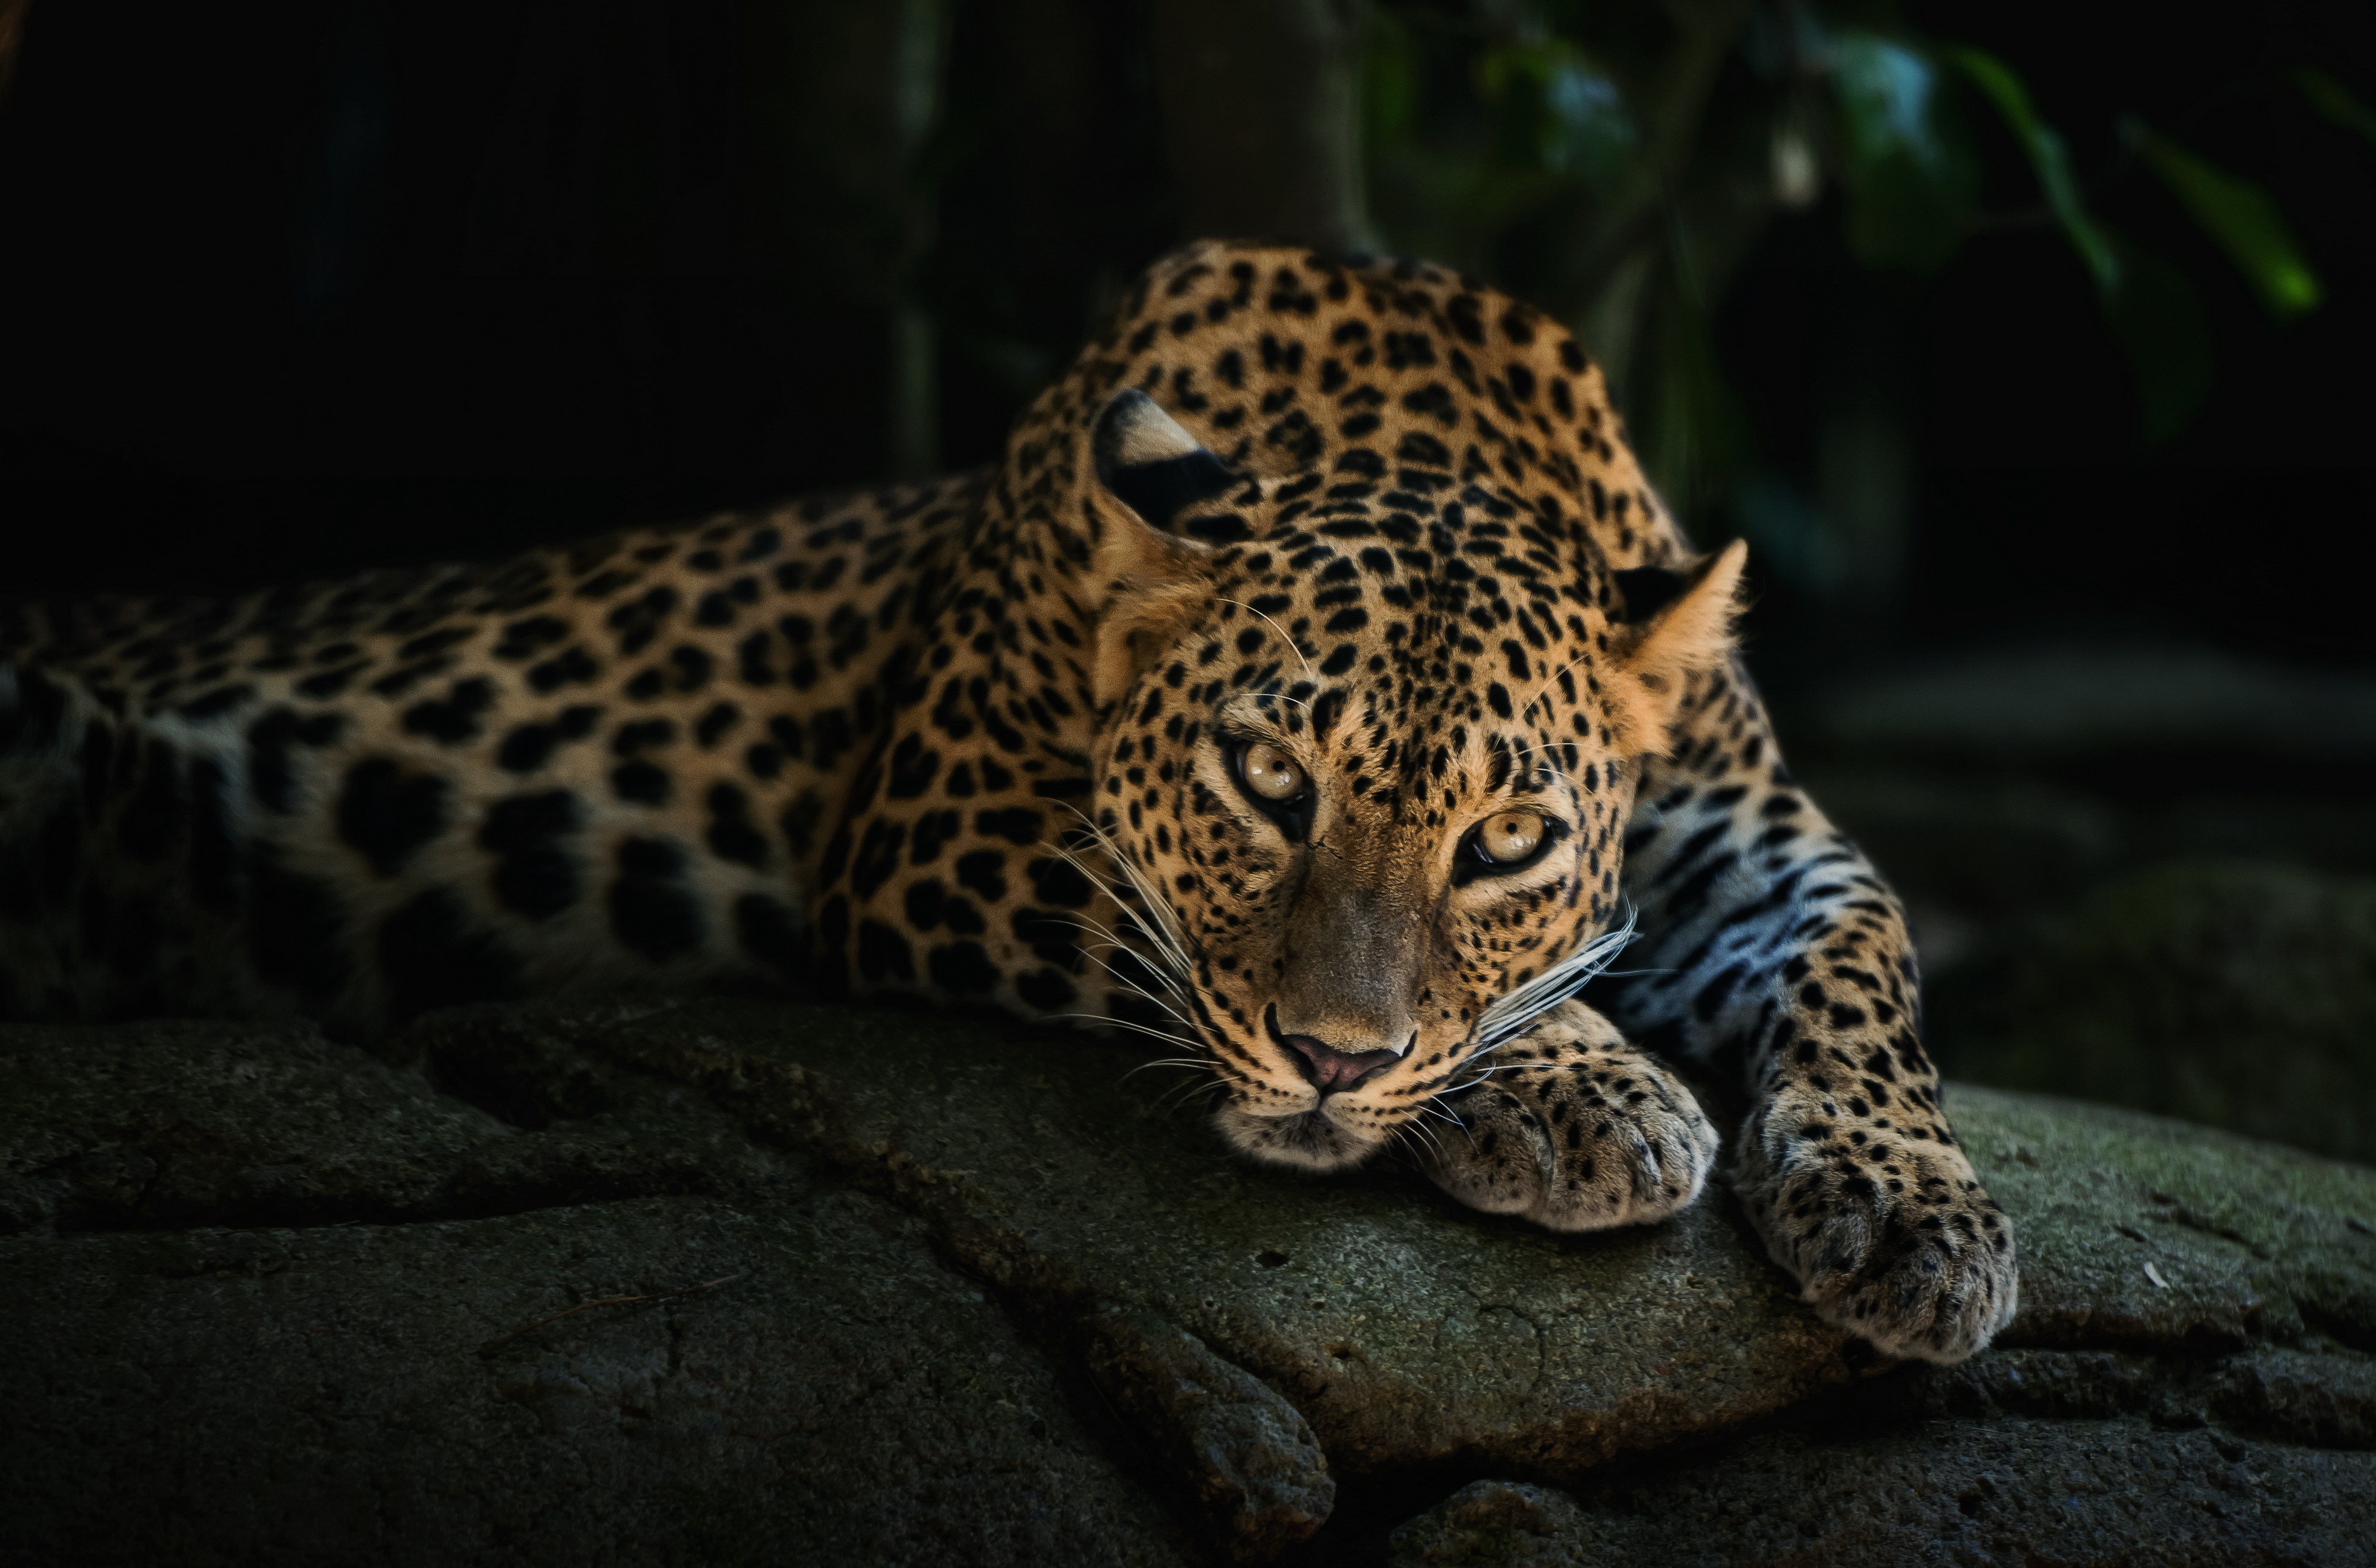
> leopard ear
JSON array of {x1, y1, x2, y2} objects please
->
[
  {"x1": 1094, "y1": 389, "x2": 1242, "y2": 535},
  {"x1": 1604, "y1": 539, "x2": 1749, "y2": 757},
  {"x1": 1085, "y1": 391, "x2": 1227, "y2": 708}
]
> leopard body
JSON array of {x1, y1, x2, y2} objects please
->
[{"x1": 0, "y1": 241, "x2": 2015, "y2": 1361}]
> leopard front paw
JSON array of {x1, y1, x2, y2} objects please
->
[
  {"x1": 1735, "y1": 1098, "x2": 2018, "y2": 1364},
  {"x1": 1418, "y1": 1010, "x2": 1720, "y2": 1232}
]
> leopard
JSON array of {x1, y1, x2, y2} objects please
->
[{"x1": 0, "y1": 239, "x2": 2016, "y2": 1363}]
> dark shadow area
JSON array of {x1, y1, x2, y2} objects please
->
[{"x1": 1, "y1": 0, "x2": 2369, "y2": 1222}]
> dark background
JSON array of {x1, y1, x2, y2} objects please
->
[
  {"x1": 3, "y1": 0, "x2": 2367, "y2": 675},
  {"x1": 3, "y1": 0, "x2": 2372, "y2": 1154}
]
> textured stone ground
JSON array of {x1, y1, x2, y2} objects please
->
[{"x1": 4, "y1": 999, "x2": 2372, "y2": 1564}]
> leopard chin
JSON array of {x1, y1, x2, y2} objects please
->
[{"x1": 1212, "y1": 1102, "x2": 1388, "y2": 1171}]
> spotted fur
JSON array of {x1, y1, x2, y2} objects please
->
[{"x1": 0, "y1": 241, "x2": 2014, "y2": 1362}]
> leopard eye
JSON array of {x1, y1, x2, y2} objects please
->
[
  {"x1": 1237, "y1": 741, "x2": 1305, "y2": 802},
  {"x1": 1474, "y1": 811, "x2": 1545, "y2": 865}
]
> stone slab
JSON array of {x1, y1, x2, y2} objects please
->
[{"x1": 3, "y1": 998, "x2": 2372, "y2": 1564}]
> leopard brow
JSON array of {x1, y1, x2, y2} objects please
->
[
  {"x1": 1215, "y1": 599, "x2": 1319, "y2": 689},
  {"x1": 1514, "y1": 641, "x2": 1605, "y2": 723},
  {"x1": 1464, "y1": 734, "x2": 1572, "y2": 802},
  {"x1": 1217, "y1": 694, "x2": 1312, "y2": 739},
  {"x1": 1515, "y1": 726, "x2": 1589, "y2": 782},
  {"x1": 1240, "y1": 684, "x2": 1315, "y2": 717}
]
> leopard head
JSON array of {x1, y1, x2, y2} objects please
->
[{"x1": 1076, "y1": 389, "x2": 1746, "y2": 1170}]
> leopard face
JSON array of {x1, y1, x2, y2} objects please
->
[{"x1": 1078, "y1": 391, "x2": 1745, "y2": 1171}]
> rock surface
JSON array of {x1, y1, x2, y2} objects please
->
[
  {"x1": 1086, "y1": 1305, "x2": 1336, "y2": 1559},
  {"x1": 1930, "y1": 859, "x2": 2376, "y2": 1165},
  {"x1": 1390, "y1": 1421, "x2": 2375, "y2": 1568},
  {"x1": 3, "y1": 998, "x2": 2373, "y2": 1564}
]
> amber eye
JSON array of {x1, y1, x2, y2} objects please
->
[
  {"x1": 1237, "y1": 741, "x2": 1306, "y2": 802},
  {"x1": 1475, "y1": 811, "x2": 1545, "y2": 865}
]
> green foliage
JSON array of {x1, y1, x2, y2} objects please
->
[
  {"x1": 1830, "y1": 31, "x2": 1971, "y2": 271},
  {"x1": 2102, "y1": 240, "x2": 2214, "y2": 447},
  {"x1": 1363, "y1": 8, "x2": 1420, "y2": 147},
  {"x1": 1362, "y1": 1, "x2": 2342, "y2": 514},
  {"x1": 1642, "y1": 281, "x2": 1752, "y2": 529},
  {"x1": 1945, "y1": 47, "x2": 2120, "y2": 293},
  {"x1": 2297, "y1": 68, "x2": 2376, "y2": 148},
  {"x1": 1947, "y1": 49, "x2": 2225, "y2": 442},
  {"x1": 2125, "y1": 120, "x2": 2323, "y2": 320},
  {"x1": 1473, "y1": 37, "x2": 1636, "y2": 186}
]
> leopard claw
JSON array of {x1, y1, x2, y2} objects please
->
[
  {"x1": 1419, "y1": 1009, "x2": 1720, "y2": 1232},
  {"x1": 1733, "y1": 1103, "x2": 2018, "y2": 1364}
]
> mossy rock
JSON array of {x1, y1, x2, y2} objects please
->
[
  {"x1": 1930, "y1": 858, "x2": 2376, "y2": 1164},
  {"x1": 3, "y1": 998, "x2": 2372, "y2": 1564}
]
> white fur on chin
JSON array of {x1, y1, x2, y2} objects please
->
[{"x1": 1213, "y1": 1104, "x2": 1383, "y2": 1171}]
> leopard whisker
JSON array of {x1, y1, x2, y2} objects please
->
[
  {"x1": 1217, "y1": 599, "x2": 1319, "y2": 690},
  {"x1": 1467, "y1": 906, "x2": 1639, "y2": 1060},
  {"x1": 1057, "y1": 912, "x2": 1192, "y2": 1005},
  {"x1": 1044, "y1": 940, "x2": 1230, "y2": 1083},
  {"x1": 1515, "y1": 646, "x2": 1601, "y2": 730},
  {"x1": 1117, "y1": 1056, "x2": 1217, "y2": 1084},
  {"x1": 1055, "y1": 855, "x2": 1198, "y2": 979},
  {"x1": 1500, "y1": 736, "x2": 1578, "y2": 795},
  {"x1": 1069, "y1": 957, "x2": 1202, "y2": 1041},
  {"x1": 1064, "y1": 1013, "x2": 1205, "y2": 1055},
  {"x1": 1159, "y1": 1073, "x2": 1232, "y2": 1114},
  {"x1": 1067, "y1": 937, "x2": 1212, "y2": 1041},
  {"x1": 1085, "y1": 955, "x2": 1195, "y2": 1023},
  {"x1": 1397, "y1": 1116, "x2": 1448, "y2": 1161},
  {"x1": 1046, "y1": 805, "x2": 1195, "y2": 981},
  {"x1": 1047, "y1": 899, "x2": 1196, "y2": 1026}
]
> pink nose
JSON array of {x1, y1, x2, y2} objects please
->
[{"x1": 1281, "y1": 1034, "x2": 1399, "y2": 1094}]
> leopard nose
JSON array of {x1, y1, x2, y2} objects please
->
[{"x1": 1282, "y1": 1035, "x2": 1400, "y2": 1094}]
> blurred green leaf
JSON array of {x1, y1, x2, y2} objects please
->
[
  {"x1": 1639, "y1": 258, "x2": 1750, "y2": 522},
  {"x1": 2298, "y1": 67, "x2": 2376, "y2": 148},
  {"x1": 1363, "y1": 9, "x2": 1417, "y2": 148},
  {"x1": 1841, "y1": 153, "x2": 1965, "y2": 271},
  {"x1": 2125, "y1": 119, "x2": 2322, "y2": 320},
  {"x1": 1830, "y1": 32, "x2": 1973, "y2": 271},
  {"x1": 1475, "y1": 39, "x2": 1636, "y2": 186},
  {"x1": 2104, "y1": 237, "x2": 2213, "y2": 444},
  {"x1": 1834, "y1": 34, "x2": 1948, "y2": 174},
  {"x1": 1946, "y1": 46, "x2": 2121, "y2": 295}
]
